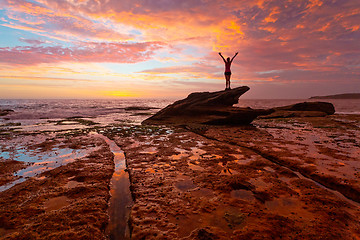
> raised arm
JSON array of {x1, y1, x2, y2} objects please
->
[
  {"x1": 230, "y1": 52, "x2": 238, "y2": 62},
  {"x1": 219, "y1": 52, "x2": 226, "y2": 63}
]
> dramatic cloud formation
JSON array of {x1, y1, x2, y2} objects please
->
[
  {"x1": 0, "y1": 41, "x2": 164, "y2": 64},
  {"x1": 0, "y1": 0, "x2": 359, "y2": 98}
]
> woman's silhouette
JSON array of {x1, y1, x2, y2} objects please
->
[{"x1": 219, "y1": 52, "x2": 238, "y2": 90}]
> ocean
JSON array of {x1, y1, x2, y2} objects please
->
[
  {"x1": 0, "y1": 99, "x2": 172, "y2": 131},
  {"x1": 1, "y1": 98, "x2": 359, "y2": 130}
]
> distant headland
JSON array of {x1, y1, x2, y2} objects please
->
[{"x1": 310, "y1": 93, "x2": 360, "y2": 99}]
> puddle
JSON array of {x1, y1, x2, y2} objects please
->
[
  {"x1": 266, "y1": 125, "x2": 360, "y2": 182},
  {"x1": 265, "y1": 197, "x2": 312, "y2": 218},
  {"x1": 236, "y1": 155, "x2": 260, "y2": 165},
  {"x1": 175, "y1": 177, "x2": 197, "y2": 191},
  {"x1": 279, "y1": 176, "x2": 295, "y2": 186},
  {"x1": 97, "y1": 134, "x2": 133, "y2": 240},
  {"x1": 231, "y1": 189, "x2": 256, "y2": 201},
  {"x1": 249, "y1": 178, "x2": 269, "y2": 191},
  {"x1": 58, "y1": 121, "x2": 79, "y2": 125},
  {"x1": 44, "y1": 196, "x2": 71, "y2": 211},
  {"x1": 0, "y1": 147, "x2": 90, "y2": 192}
]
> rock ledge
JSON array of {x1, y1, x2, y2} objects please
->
[
  {"x1": 143, "y1": 87, "x2": 336, "y2": 125},
  {"x1": 143, "y1": 86, "x2": 270, "y2": 125}
]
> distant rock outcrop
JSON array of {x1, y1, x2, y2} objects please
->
[
  {"x1": 142, "y1": 86, "x2": 271, "y2": 125},
  {"x1": 310, "y1": 93, "x2": 360, "y2": 99},
  {"x1": 274, "y1": 102, "x2": 335, "y2": 114},
  {"x1": 259, "y1": 102, "x2": 335, "y2": 119},
  {"x1": 0, "y1": 109, "x2": 14, "y2": 117},
  {"x1": 124, "y1": 106, "x2": 160, "y2": 111}
]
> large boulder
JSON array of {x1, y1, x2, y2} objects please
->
[
  {"x1": 274, "y1": 102, "x2": 335, "y2": 115},
  {"x1": 142, "y1": 87, "x2": 336, "y2": 125},
  {"x1": 142, "y1": 86, "x2": 271, "y2": 125},
  {"x1": 259, "y1": 102, "x2": 335, "y2": 119}
]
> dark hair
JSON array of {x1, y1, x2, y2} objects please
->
[{"x1": 227, "y1": 57, "x2": 230, "y2": 61}]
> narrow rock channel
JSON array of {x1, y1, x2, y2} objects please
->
[{"x1": 97, "y1": 134, "x2": 133, "y2": 240}]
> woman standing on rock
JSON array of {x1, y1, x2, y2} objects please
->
[{"x1": 219, "y1": 52, "x2": 238, "y2": 90}]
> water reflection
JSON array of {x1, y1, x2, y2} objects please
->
[
  {"x1": 0, "y1": 147, "x2": 90, "y2": 192},
  {"x1": 97, "y1": 134, "x2": 133, "y2": 240}
]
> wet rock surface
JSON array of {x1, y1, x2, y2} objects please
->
[
  {"x1": 0, "y1": 132, "x2": 114, "y2": 239},
  {"x1": 143, "y1": 86, "x2": 271, "y2": 125},
  {"x1": 0, "y1": 111, "x2": 359, "y2": 239},
  {"x1": 106, "y1": 115, "x2": 360, "y2": 239},
  {"x1": 200, "y1": 115, "x2": 360, "y2": 203},
  {"x1": 0, "y1": 160, "x2": 26, "y2": 186}
]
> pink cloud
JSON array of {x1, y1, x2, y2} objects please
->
[
  {"x1": 2, "y1": 0, "x2": 133, "y2": 41},
  {"x1": 0, "y1": 41, "x2": 165, "y2": 65}
]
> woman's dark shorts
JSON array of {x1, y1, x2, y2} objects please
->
[{"x1": 224, "y1": 72, "x2": 231, "y2": 75}]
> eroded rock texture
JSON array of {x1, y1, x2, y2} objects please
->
[
  {"x1": 143, "y1": 86, "x2": 270, "y2": 125},
  {"x1": 261, "y1": 102, "x2": 336, "y2": 119},
  {"x1": 143, "y1": 87, "x2": 336, "y2": 125}
]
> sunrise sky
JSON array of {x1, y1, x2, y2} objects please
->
[{"x1": 0, "y1": 0, "x2": 359, "y2": 99}]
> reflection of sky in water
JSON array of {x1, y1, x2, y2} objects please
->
[
  {"x1": 95, "y1": 134, "x2": 126, "y2": 171},
  {"x1": 265, "y1": 125, "x2": 360, "y2": 180},
  {"x1": 94, "y1": 134, "x2": 133, "y2": 238},
  {"x1": 0, "y1": 147, "x2": 90, "y2": 192}
]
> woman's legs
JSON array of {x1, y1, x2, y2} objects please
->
[{"x1": 225, "y1": 74, "x2": 231, "y2": 89}]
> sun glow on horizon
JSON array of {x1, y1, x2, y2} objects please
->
[{"x1": 103, "y1": 90, "x2": 142, "y2": 98}]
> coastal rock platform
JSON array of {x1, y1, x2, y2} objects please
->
[
  {"x1": 0, "y1": 134, "x2": 114, "y2": 239},
  {"x1": 143, "y1": 87, "x2": 336, "y2": 125},
  {"x1": 260, "y1": 101, "x2": 336, "y2": 119},
  {"x1": 0, "y1": 98, "x2": 359, "y2": 239},
  {"x1": 143, "y1": 86, "x2": 271, "y2": 125},
  {"x1": 110, "y1": 114, "x2": 360, "y2": 239}
]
